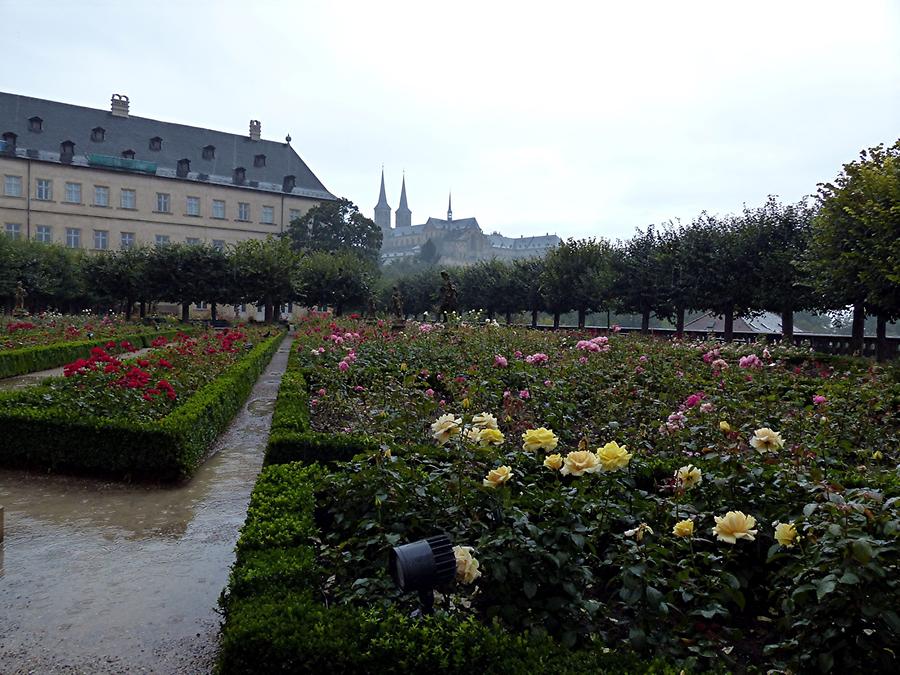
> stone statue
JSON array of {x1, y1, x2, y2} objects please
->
[
  {"x1": 439, "y1": 270, "x2": 458, "y2": 322},
  {"x1": 391, "y1": 286, "x2": 404, "y2": 321},
  {"x1": 13, "y1": 281, "x2": 27, "y2": 313}
]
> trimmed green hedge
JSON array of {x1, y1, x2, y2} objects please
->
[
  {"x1": 0, "y1": 332, "x2": 285, "y2": 481},
  {"x1": 218, "y1": 463, "x2": 677, "y2": 674},
  {"x1": 0, "y1": 328, "x2": 187, "y2": 379},
  {"x1": 264, "y1": 348, "x2": 379, "y2": 465}
]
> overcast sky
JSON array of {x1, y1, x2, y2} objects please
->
[{"x1": 4, "y1": 0, "x2": 899, "y2": 241}]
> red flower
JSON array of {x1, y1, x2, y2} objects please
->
[
  {"x1": 151, "y1": 336, "x2": 168, "y2": 347},
  {"x1": 158, "y1": 358, "x2": 173, "y2": 369},
  {"x1": 138, "y1": 359, "x2": 150, "y2": 367}
]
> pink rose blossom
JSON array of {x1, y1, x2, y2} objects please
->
[
  {"x1": 338, "y1": 361, "x2": 349, "y2": 372},
  {"x1": 544, "y1": 379, "x2": 552, "y2": 387},
  {"x1": 514, "y1": 350, "x2": 523, "y2": 358},
  {"x1": 635, "y1": 366, "x2": 645, "y2": 374},
  {"x1": 353, "y1": 385, "x2": 365, "y2": 392},
  {"x1": 519, "y1": 389, "x2": 530, "y2": 399},
  {"x1": 612, "y1": 325, "x2": 622, "y2": 333},
  {"x1": 494, "y1": 355, "x2": 508, "y2": 367},
  {"x1": 639, "y1": 355, "x2": 648, "y2": 363},
  {"x1": 699, "y1": 402, "x2": 715, "y2": 413},
  {"x1": 813, "y1": 395, "x2": 828, "y2": 406},
  {"x1": 739, "y1": 354, "x2": 762, "y2": 369},
  {"x1": 579, "y1": 356, "x2": 589, "y2": 365},
  {"x1": 317, "y1": 388, "x2": 327, "y2": 396},
  {"x1": 425, "y1": 388, "x2": 435, "y2": 397}
]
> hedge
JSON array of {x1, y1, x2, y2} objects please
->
[
  {"x1": 0, "y1": 328, "x2": 188, "y2": 379},
  {"x1": 0, "y1": 332, "x2": 285, "y2": 481},
  {"x1": 218, "y1": 462, "x2": 677, "y2": 674}
]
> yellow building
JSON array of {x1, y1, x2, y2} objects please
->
[{"x1": 1, "y1": 92, "x2": 335, "y2": 252}]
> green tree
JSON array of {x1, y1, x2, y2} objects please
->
[
  {"x1": 231, "y1": 237, "x2": 297, "y2": 323},
  {"x1": 511, "y1": 257, "x2": 546, "y2": 327},
  {"x1": 541, "y1": 238, "x2": 615, "y2": 328},
  {"x1": 613, "y1": 225, "x2": 672, "y2": 334},
  {"x1": 82, "y1": 246, "x2": 150, "y2": 320},
  {"x1": 294, "y1": 251, "x2": 376, "y2": 316},
  {"x1": 285, "y1": 198, "x2": 382, "y2": 263}
]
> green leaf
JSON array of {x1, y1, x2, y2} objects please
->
[
  {"x1": 852, "y1": 539, "x2": 874, "y2": 565},
  {"x1": 838, "y1": 571, "x2": 859, "y2": 585},
  {"x1": 523, "y1": 580, "x2": 537, "y2": 599},
  {"x1": 816, "y1": 577, "x2": 837, "y2": 601}
]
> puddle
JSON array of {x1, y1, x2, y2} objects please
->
[{"x1": 0, "y1": 339, "x2": 292, "y2": 673}]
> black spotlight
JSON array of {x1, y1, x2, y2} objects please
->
[{"x1": 389, "y1": 534, "x2": 455, "y2": 615}]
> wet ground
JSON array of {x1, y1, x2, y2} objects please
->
[{"x1": 0, "y1": 338, "x2": 293, "y2": 673}]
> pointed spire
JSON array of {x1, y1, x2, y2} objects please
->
[
  {"x1": 375, "y1": 166, "x2": 390, "y2": 209},
  {"x1": 447, "y1": 191, "x2": 453, "y2": 221},
  {"x1": 374, "y1": 165, "x2": 392, "y2": 231},
  {"x1": 395, "y1": 172, "x2": 412, "y2": 229},
  {"x1": 398, "y1": 173, "x2": 409, "y2": 210}
]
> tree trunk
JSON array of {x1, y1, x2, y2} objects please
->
[
  {"x1": 488, "y1": 309, "x2": 495, "y2": 321},
  {"x1": 577, "y1": 308, "x2": 586, "y2": 329},
  {"x1": 723, "y1": 307, "x2": 734, "y2": 343},
  {"x1": 181, "y1": 302, "x2": 190, "y2": 323},
  {"x1": 641, "y1": 307, "x2": 650, "y2": 334},
  {"x1": 531, "y1": 308, "x2": 538, "y2": 328},
  {"x1": 265, "y1": 302, "x2": 274, "y2": 323},
  {"x1": 781, "y1": 307, "x2": 794, "y2": 342},
  {"x1": 505, "y1": 311, "x2": 512, "y2": 325},
  {"x1": 125, "y1": 296, "x2": 133, "y2": 321},
  {"x1": 675, "y1": 306, "x2": 685, "y2": 337},
  {"x1": 139, "y1": 300, "x2": 146, "y2": 319},
  {"x1": 876, "y1": 314, "x2": 888, "y2": 362},
  {"x1": 553, "y1": 311, "x2": 560, "y2": 329},
  {"x1": 850, "y1": 301, "x2": 866, "y2": 355},
  {"x1": 211, "y1": 302, "x2": 217, "y2": 321},
  {"x1": 335, "y1": 302, "x2": 343, "y2": 317}
]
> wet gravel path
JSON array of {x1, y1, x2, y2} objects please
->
[{"x1": 0, "y1": 337, "x2": 293, "y2": 673}]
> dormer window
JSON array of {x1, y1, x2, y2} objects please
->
[
  {"x1": 202, "y1": 145, "x2": 215, "y2": 160},
  {"x1": 28, "y1": 116, "x2": 43, "y2": 133},
  {"x1": 282, "y1": 175, "x2": 296, "y2": 193},
  {"x1": 149, "y1": 136, "x2": 162, "y2": 151},
  {"x1": 91, "y1": 127, "x2": 105, "y2": 142},
  {"x1": 233, "y1": 167, "x2": 246, "y2": 185},
  {"x1": 176, "y1": 158, "x2": 191, "y2": 178},
  {"x1": 60, "y1": 140, "x2": 75, "y2": 162},
  {"x1": 1, "y1": 131, "x2": 16, "y2": 148},
  {"x1": 122, "y1": 149, "x2": 135, "y2": 159},
  {"x1": 254, "y1": 154, "x2": 266, "y2": 168}
]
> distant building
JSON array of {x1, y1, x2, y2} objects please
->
[
  {"x1": 683, "y1": 312, "x2": 805, "y2": 334},
  {"x1": 375, "y1": 170, "x2": 560, "y2": 266}
]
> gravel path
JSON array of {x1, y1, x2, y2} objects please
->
[{"x1": 0, "y1": 337, "x2": 293, "y2": 673}]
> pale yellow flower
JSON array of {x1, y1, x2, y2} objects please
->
[
  {"x1": 719, "y1": 421, "x2": 732, "y2": 433},
  {"x1": 673, "y1": 519, "x2": 695, "y2": 537},
  {"x1": 560, "y1": 450, "x2": 601, "y2": 477},
  {"x1": 462, "y1": 397, "x2": 471, "y2": 409},
  {"x1": 597, "y1": 441, "x2": 632, "y2": 472},
  {"x1": 477, "y1": 428, "x2": 505, "y2": 447},
  {"x1": 624, "y1": 523, "x2": 654, "y2": 542},
  {"x1": 521, "y1": 427, "x2": 559, "y2": 452},
  {"x1": 675, "y1": 464, "x2": 702, "y2": 490},
  {"x1": 431, "y1": 414, "x2": 462, "y2": 445},
  {"x1": 453, "y1": 545, "x2": 482, "y2": 584},
  {"x1": 750, "y1": 427, "x2": 784, "y2": 453},
  {"x1": 464, "y1": 427, "x2": 481, "y2": 444},
  {"x1": 483, "y1": 465, "x2": 512, "y2": 488},
  {"x1": 400, "y1": 363, "x2": 408, "y2": 372},
  {"x1": 774, "y1": 522, "x2": 800, "y2": 548},
  {"x1": 543, "y1": 453, "x2": 563, "y2": 471},
  {"x1": 872, "y1": 450, "x2": 884, "y2": 461},
  {"x1": 713, "y1": 511, "x2": 758, "y2": 544},
  {"x1": 472, "y1": 412, "x2": 499, "y2": 430}
]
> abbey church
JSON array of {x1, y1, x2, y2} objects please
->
[{"x1": 375, "y1": 171, "x2": 560, "y2": 266}]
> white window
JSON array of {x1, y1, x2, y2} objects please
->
[
  {"x1": 212, "y1": 199, "x2": 225, "y2": 219},
  {"x1": 238, "y1": 202, "x2": 250, "y2": 221},
  {"x1": 120, "y1": 189, "x2": 136, "y2": 209},
  {"x1": 4, "y1": 175, "x2": 22, "y2": 197},
  {"x1": 36, "y1": 225, "x2": 52, "y2": 243},
  {"x1": 64, "y1": 182, "x2": 82, "y2": 203},
  {"x1": 93, "y1": 230, "x2": 109, "y2": 250},
  {"x1": 156, "y1": 193, "x2": 171, "y2": 213},
  {"x1": 186, "y1": 196, "x2": 200, "y2": 216},
  {"x1": 288, "y1": 208, "x2": 301, "y2": 222},
  {"x1": 94, "y1": 186, "x2": 109, "y2": 207},
  {"x1": 155, "y1": 234, "x2": 170, "y2": 245},
  {"x1": 120, "y1": 232, "x2": 135, "y2": 250},
  {"x1": 212, "y1": 239, "x2": 225, "y2": 251},
  {"x1": 65, "y1": 227, "x2": 81, "y2": 248},
  {"x1": 261, "y1": 206, "x2": 274, "y2": 224},
  {"x1": 186, "y1": 237, "x2": 200, "y2": 245},
  {"x1": 5, "y1": 223, "x2": 21, "y2": 239},
  {"x1": 36, "y1": 179, "x2": 52, "y2": 201}
]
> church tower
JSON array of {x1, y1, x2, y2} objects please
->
[
  {"x1": 395, "y1": 174, "x2": 412, "y2": 229},
  {"x1": 447, "y1": 192, "x2": 453, "y2": 222},
  {"x1": 374, "y1": 168, "x2": 392, "y2": 233}
]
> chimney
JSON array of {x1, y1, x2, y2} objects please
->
[
  {"x1": 249, "y1": 119, "x2": 261, "y2": 141},
  {"x1": 110, "y1": 94, "x2": 130, "y2": 118}
]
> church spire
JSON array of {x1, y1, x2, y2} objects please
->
[
  {"x1": 374, "y1": 166, "x2": 392, "y2": 232},
  {"x1": 395, "y1": 172, "x2": 412, "y2": 229},
  {"x1": 447, "y1": 191, "x2": 453, "y2": 221}
]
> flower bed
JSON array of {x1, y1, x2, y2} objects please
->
[
  {"x1": 221, "y1": 319, "x2": 899, "y2": 673},
  {"x1": 0, "y1": 328, "x2": 285, "y2": 480}
]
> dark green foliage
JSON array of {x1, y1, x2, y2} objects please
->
[{"x1": 285, "y1": 197, "x2": 383, "y2": 264}]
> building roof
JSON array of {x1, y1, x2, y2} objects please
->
[
  {"x1": 0, "y1": 91, "x2": 336, "y2": 200},
  {"x1": 683, "y1": 312, "x2": 805, "y2": 334},
  {"x1": 488, "y1": 233, "x2": 561, "y2": 249},
  {"x1": 424, "y1": 216, "x2": 480, "y2": 231}
]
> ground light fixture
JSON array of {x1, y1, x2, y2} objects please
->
[{"x1": 389, "y1": 533, "x2": 455, "y2": 615}]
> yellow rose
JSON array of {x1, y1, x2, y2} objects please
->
[
  {"x1": 774, "y1": 522, "x2": 800, "y2": 548},
  {"x1": 750, "y1": 427, "x2": 784, "y2": 453},
  {"x1": 560, "y1": 450, "x2": 601, "y2": 477},
  {"x1": 400, "y1": 363, "x2": 408, "y2": 372},
  {"x1": 472, "y1": 412, "x2": 499, "y2": 430},
  {"x1": 521, "y1": 427, "x2": 559, "y2": 452},
  {"x1": 431, "y1": 414, "x2": 462, "y2": 445},
  {"x1": 719, "y1": 421, "x2": 731, "y2": 433},
  {"x1": 543, "y1": 453, "x2": 563, "y2": 471},
  {"x1": 624, "y1": 523, "x2": 654, "y2": 542},
  {"x1": 462, "y1": 397, "x2": 471, "y2": 409},
  {"x1": 483, "y1": 465, "x2": 512, "y2": 488},
  {"x1": 872, "y1": 450, "x2": 884, "y2": 461},
  {"x1": 597, "y1": 441, "x2": 632, "y2": 472},
  {"x1": 452, "y1": 545, "x2": 482, "y2": 584},
  {"x1": 675, "y1": 464, "x2": 702, "y2": 490},
  {"x1": 477, "y1": 428, "x2": 505, "y2": 447},
  {"x1": 673, "y1": 519, "x2": 694, "y2": 537},
  {"x1": 713, "y1": 511, "x2": 758, "y2": 544}
]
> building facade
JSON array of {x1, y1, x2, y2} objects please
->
[
  {"x1": 1, "y1": 92, "x2": 335, "y2": 253},
  {"x1": 375, "y1": 170, "x2": 560, "y2": 266}
]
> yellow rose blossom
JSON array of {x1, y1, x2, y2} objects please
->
[
  {"x1": 597, "y1": 441, "x2": 632, "y2": 472},
  {"x1": 673, "y1": 519, "x2": 695, "y2": 537},
  {"x1": 675, "y1": 464, "x2": 702, "y2": 490},
  {"x1": 750, "y1": 427, "x2": 785, "y2": 453},
  {"x1": 400, "y1": 363, "x2": 408, "y2": 372},
  {"x1": 713, "y1": 511, "x2": 758, "y2": 544},
  {"x1": 452, "y1": 545, "x2": 482, "y2": 584},
  {"x1": 477, "y1": 428, "x2": 505, "y2": 447},
  {"x1": 872, "y1": 450, "x2": 884, "y2": 461},
  {"x1": 464, "y1": 427, "x2": 481, "y2": 444},
  {"x1": 543, "y1": 454, "x2": 563, "y2": 471},
  {"x1": 462, "y1": 397, "x2": 471, "y2": 409},
  {"x1": 472, "y1": 412, "x2": 499, "y2": 430},
  {"x1": 560, "y1": 450, "x2": 601, "y2": 477},
  {"x1": 521, "y1": 427, "x2": 559, "y2": 452},
  {"x1": 483, "y1": 465, "x2": 512, "y2": 488},
  {"x1": 719, "y1": 421, "x2": 731, "y2": 433},
  {"x1": 624, "y1": 523, "x2": 654, "y2": 542},
  {"x1": 774, "y1": 522, "x2": 800, "y2": 548},
  {"x1": 430, "y1": 414, "x2": 462, "y2": 445}
]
